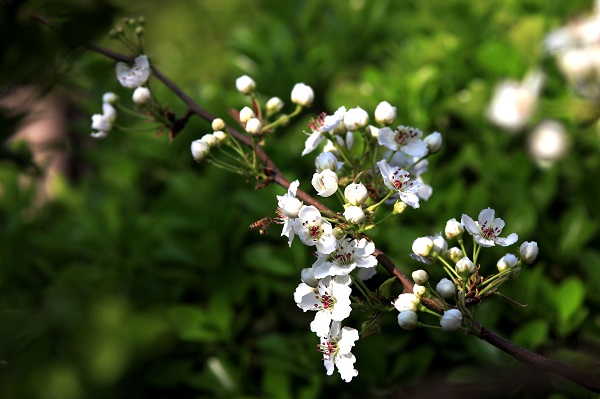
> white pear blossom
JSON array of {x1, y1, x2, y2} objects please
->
[
  {"x1": 313, "y1": 238, "x2": 377, "y2": 279},
  {"x1": 116, "y1": 54, "x2": 150, "y2": 89},
  {"x1": 211, "y1": 118, "x2": 225, "y2": 131},
  {"x1": 291, "y1": 82, "x2": 314, "y2": 107},
  {"x1": 423, "y1": 131, "x2": 442, "y2": 153},
  {"x1": 377, "y1": 159, "x2": 421, "y2": 208},
  {"x1": 294, "y1": 276, "x2": 352, "y2": 337},
  {"x1": 343, "y1": 106, "x2": 369, "y2": 131},
  {"x1": 91, "y1": 113, "x2": 113, "y2": 133},
  {"x1": 213, "y1": 130, "x2": 227, "y2": 142},
  {"x1": 436, "y1": 278, "x2": 456, "y2": 298},
  {"x1": 461, "y1": 208, "x2": 518, "y2": 247},
  {"x1": 235, "y1": 75, "x2": 256, "y2": 94},
  {"x1": 317, "y1": 321, "x2": 359, "y2": 382},
  {"x1": 431, "y1": 232, "x2": 448, "y2": 255},
  {"x1": 302, "y1": 106, "x2": 346, "y2": 156},
  {"x1": 374, "y1": 101, "x2": 397, "y2": 125},
  {"x1": 497, "y1": 253, "x2": 519, "y2": 272},
  {"x1": 277, "y1": 180, "x2": 303, "y2": 218},
  {"x1": 102, "y1": 92, "x2": 118, "y2": 104},
  {"x1": 294, "y1": 205, "x2": 337, "y2": 254},
  {"x1": 392, "y1": 293, "x2": 420, "y2": 312},
  {"x1": 440, "y1": 309, "x2": 463, "y2": 332},
  {"x1": 343, "y1": 206, "x2": 365, "y2": 224},
  {"x1": 300, "y1": 266, "x2": 319, "y2": 287},
  {"x1": 397, "y1": 311, "x2": 418, "y2": 330},
  {"x1": 344, "y1": 182, "x2": 369, "y2": 206},
  {"x1": 132, "y1": 86, "x2": 151, "y2": 104},
  {"x1": 90, "y1": 103, "x2": 117, "y2": 138},
  {"x1": 311, "y1": 169, "x2": 338, "y2": 197},
  {"x1": 377, "y1": 125, "x2": 428, "y2": 157},
  {"x1": 200, "y1": 133, "x2": 217, "y2": 147},
  {"x1": 413, "y1": 284, "x2": 427, "y2": 297},
  {"x1": 519, "y1": 241, "x2": 539, "y2": 264},
  {"x1": 412, "y1": 236, "x2": 434, "y2": 257},
  {"x1": 239, "y1": 106, "x2": 255, "y2": 123},
  {"x1": 527, "y1": 120, "x2": 568, "y2": 167}
]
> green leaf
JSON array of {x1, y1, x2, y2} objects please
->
[
  {"x1": 377, "y1": 276, "x2": 397, "y2": 299},
  {"x1": 553, "y1": 277, "x2": 585, "y2": 326},
  {"x1": 511, "y1": 319, "x2": 549, "y2": 350}
]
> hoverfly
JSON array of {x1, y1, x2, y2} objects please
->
[{"x1": 248, "y1": 217, "x2": 274, "y2": 235}]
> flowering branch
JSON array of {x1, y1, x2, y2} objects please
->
[{"x1": 87, "y1": 44, "x2": 600, "y2": 393}]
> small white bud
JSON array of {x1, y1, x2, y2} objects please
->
[
  {"x1": 412, "y1": 270, "x2": 429, "y2": 285},
  {"x1": 440, "y1": 309, "x2": 462, "y2": 332},
  {"x1": 497, "y1": 253, "x2": 519, "y2": 272},
  {"x1": 344, "y1": 182, "x2": 369, "y2": 206},
  {"x1": 397, "y1": 311, "x2": 418, "y2": 330},
  {"x1": 436, "y1": 278, "x2": 456, "y2": 298},
  {"x1": 343, "y1": 106, "x2": 369, "y2": 131},
  {"x1": 102, "y1": 92, "x2": 119, "y2": 104},
  {"x1": 235, "y1": 75, "x2": 256, "y2": 95},
  {"x1": 519, "y1": 241, "x2": 539, "y2": 264},
  {"x1": 374, "y1": 101, "x2": 397, "y2": 125},
  {"x1": 393, "y1": 293, "x2": 420, "y2": 312},
  {"x1": 315, "y1": 152, "x2": 342, "y2": 172},
  {"x1": 191, "y1": 139, "x2": 210, "y2": 162},
  {"x1": 291, "y1": 83, "x2": 314, "y2": 107},
  {"x1": 412, "y1": 237, "x2": 434, "y2": 257},
  {"x1": 343, "y1": 206, "x2": 365, "y2": 224},
  {"x1": 432, "y1": 233, "x2": 448, "y2": 255},
  {"x1": 456, "y1": 257, "x2": 475, "y2": 276},
  {"x1": 132, "y1": 86, "x2": 151, "y2": 104},
  {"x1": 448, "y1": 247, "x2": 463, "y2": 264},
  {"x1": 245, "y1": 118, "x2": 262, "y2": 135},
  {"x1": 413, "y1": 284, "x2": 427, "y2": 297},
  {"x1": 423, "y1": 131, "x2": 443, "y2": 154},
  {"x1": 212, "y1": 118, "x2": 226, "y2": 131},
  {"x1": 213, "y1": 130, "x2": 227, "y2": 142},
  {"x1": 266, "y1": 96, "x2": 284, "y2": 114},
  {"x1": 445, "y1": 218, "x2": 464, "y2": 239},
  {"x1": 393, "y1": 201, "x2": 407, "y2": 215},
  {"x1": 201, "y1": 133, "x2": 217, "y2": 147},
  {"x1": 239, "y1": 106, "x2": 256, "y2": 123}
]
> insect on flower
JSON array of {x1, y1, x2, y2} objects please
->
[{"x1": 248, "y1": 217, "x2": 274, "y2": 235}]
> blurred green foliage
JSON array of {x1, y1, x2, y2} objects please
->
[{"x1": 1, "y1": 0, "x2": 600, "y2": 398}]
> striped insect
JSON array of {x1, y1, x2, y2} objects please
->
[{"x1": 248, "y1": 217, "x2": 274, "y2": 235}]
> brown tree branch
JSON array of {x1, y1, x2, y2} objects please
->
[{"x1": 88, "y1": 45, "x2": 600, "y2": 393}]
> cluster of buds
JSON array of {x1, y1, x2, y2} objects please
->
[
  {"x1": 405, "y1": 208, "x2": 538, "y2": 332},
  {"x1": 90, "y1": 92, "x2": 118, "y2": 138}
]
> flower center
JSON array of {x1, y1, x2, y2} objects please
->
[
  {"x1": 319, "y1": 293, "x2": 334, "y2": 309},
  {"x1": 333, "y1": 249, "x2": 355, "y2": 265},
  {"x1": 316, "y1": 339, "x2": 338, "y2": 359},
  {"x1": 390, "y1": 169, "x2": 411, "y2": 190},
  {"x1": 308, "y1": 112, "x2": 327, "y2": 133},
  {"x1": 308, "y1": 224, "x2": 322, "y2": 239},
  {"x1": 480, "y1": 221, "x2": 501, "y2": 240},
  {"x1": 394, "y1": 126, "x2": 420, "y2": 146}
]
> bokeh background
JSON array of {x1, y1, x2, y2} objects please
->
[{"x1": 2, "y1": 0, "x2": 600, "y2": 398}]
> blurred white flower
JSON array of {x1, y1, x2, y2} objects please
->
[
  {"x1": 235, "y1": 75, "x2": 256, "y2": 94},
  {"x1": 527, "y1": 120, "x2": 568, "y2": 167},
  {"x1": 116, "y1": 54, "x2": 150, "y2": 89},
  {"x1": 291, "y1": 82, "x2": 314, "y2": 107}
]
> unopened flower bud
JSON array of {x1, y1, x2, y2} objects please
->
[
  {"x1": 132, "y1": 86, "x2": 151, "y2": 104},
  {"x1": 212, "y1": 118, "x2": 225, "y2": 131},
  {"x1": 315, "y1": 152, "x2": 342, "y2": 172},
  {"x1": 311, "y1": 169, "x2": 338, "y2": 197},
  {"x1": 201, "y1": 133, "x2": 217, "y2": 147},
  {"x1": 436, "y1": 278, "x2": 456, "y2": 298},
  {"x1": 393, "y1": 293, "x2": 420, "y2": 312},
  {"x1": 213, "y1": 130, "x2": 227, "y2": 142},
  {"x1": 440, "y1": 309, "x2": 462, "y2": 332},
  {"x1": 444, "y1": 218, "x2": 464, "y2": 239},
  {"x1": 344, "y1": 206, "x2": 365, "y2": 224},
  {"x1": 413, "y1": 284, "x2": 427, "y2": 297},
  {"x1": 344, "y1": 182, "x2": 369, "y2": 206},
  {"x1": 235, "y1": 75, "x2": 256, "y2": 95},
  {"x1": 102, "y1": 92, "x2": 119, "y2": 104},
  {"x1": 456, "y1": 257, "x2": 475, "y2": 276},
  {"x1": 424, "y1": 131, "x2": 443, "y2": 154},
  {"x1": 301, "y1": 267, "x2": 318, "y2": 287},
  {"x1": 135, "y1": 26, "x2": 144, "y2": 35},
  {"x1": 412, "y1": 269, "x2": 429, "y2": 285},
  {"x1": 448, "y1": 247, "x2": 463, "y2": 264},
  {"x1": 397, "y1": 311, "x2": 418, "y2": 330},
  {"x1": 343, "y1": 106, "x2": 369, "y2": 131},
  {"x1": 291, "y1": 83, "x2": 314, "y2": 107},
  {"x1": 245, "y1": 118, "x2": 262, "y2": 134},
  {"x1": 266, "y1": 96, "x2": 284, "y2": 115},
  {"x1": 191, "y1": 139, "x2": 210, "y2": 162},
  {"x1": 432, "y1": 233, "x2": 448, "y2": 255},
  {"x1": 393, "y1": 200, "x2": 407, "y2": 215},
  {"x1": 497, "y1": 253, "x2": 518, "y2": 272},
  {"x1": 412, "y1": 237, "x2": 434, "y2": 257},
  {"x1": 374, "y1": 101, "x2": 397, "y2": 125},
  {"x1": 239, "y1": 106, "x2": 255, "y2": 123},
  {"x1": 519, "y1": 241, "x2": 539, "y2": 264}
]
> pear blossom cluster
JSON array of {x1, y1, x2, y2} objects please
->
[
  {"x1": 403, "y1": 207, "x2": 539, "y2": 332},
  {"x1": 90, "y1": 92, "x2": 118, "y2": 138}
]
